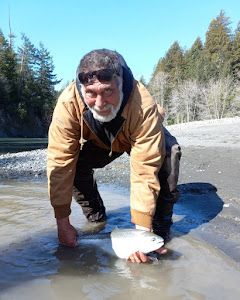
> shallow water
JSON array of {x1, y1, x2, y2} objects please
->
[
  {"x1": 0, "y1": 138, "x2": 47, "y2": 154},
  {"x1": 0, "y1": 180, "x2": 240, "y2": 300}
]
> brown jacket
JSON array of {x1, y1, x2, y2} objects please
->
[{"x1": 47, "y1": 80, "x2": 165, "y2": 229}]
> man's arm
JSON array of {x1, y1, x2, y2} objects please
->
[
  {"x1": 129, "y1": 102, "x2": 165, "y2": 230},
  {"x1": 47, "y1": 88, "x2": 81, "y2": 246}
]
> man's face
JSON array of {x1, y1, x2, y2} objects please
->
[{"x1": 82, "y1": 78, "x2": 122, "y2": 122}]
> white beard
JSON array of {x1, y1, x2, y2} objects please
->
[
  {"x1": 81, "y1": 79, "x2": 123, "y2": 122},
  {"x1": 87, "y1": 95, "x2": 123, "y2": 122}
]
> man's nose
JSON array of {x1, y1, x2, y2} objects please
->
[{"x1": 95, "y1": 94, "x2": 105, "y2": 109}]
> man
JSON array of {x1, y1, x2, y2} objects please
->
[{"x1": 47, "y1": 49, "x2": 181, "y2": 263}]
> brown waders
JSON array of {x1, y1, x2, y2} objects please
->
[
  {"x1": 152, "y1": 144, "x2": 181, "y2": 242},
  {"x1": 73, "y1": 136, "x2": 181, "y2": 243}
]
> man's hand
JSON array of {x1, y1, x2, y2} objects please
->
[
  {"x1": 128, "y1": 246, "x2": 167, "y2": 263},
  {"x1": 127, "y1": 224, "x2": 168, "y2": 263},
  {"x1": 57, "y1": 217, "x2": 78, "y2": 247}
]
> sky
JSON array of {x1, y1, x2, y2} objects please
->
[{"x1": 0, "y1": 0, "x2": 240, "y2": 89}]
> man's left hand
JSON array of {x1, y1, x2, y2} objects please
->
[{"x1": 128, "y1": 246, "x2": 168, "y2": 263}]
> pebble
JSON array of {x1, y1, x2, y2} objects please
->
[{"x1": 0, "y1": 149, "x2": 130, "y2": 187}]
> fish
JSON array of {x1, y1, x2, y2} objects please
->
[{"x1": 110, "y1": 228, "x2": 164, "y2": 259}]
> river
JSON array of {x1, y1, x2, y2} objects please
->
[
  {"x1": 0, "y1": 138, "x2": 47, "y2": 154},
  {"x1": 0, "y1": 180, "x2": 240, "y2": 300}
]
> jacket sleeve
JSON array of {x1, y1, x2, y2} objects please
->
[
  {"x1": 129, "y1": 93, "x2": 165, "y2": 229},
  {"x1": 47, "y1": 96, "x2": 81, "y2": 219}
]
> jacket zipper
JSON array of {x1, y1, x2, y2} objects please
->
[
  {"x1": 82, "y1": 114, "x2": 111, "y2": 149},
  {"x1": 109, "y1": 123, "x2": 124, "y2": 157},
  {"x1": 82, "y1": 114, "x2": 125, "y2": 157}
]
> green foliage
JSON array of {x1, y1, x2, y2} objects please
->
[
  {"x1": 155, "y1": 41, "x2": 185, "y2": 86},
  {"x1": 0, "y1": 29, "x2": 61, "y2": 135},
  {"x1": 231, "y1": 22, "x2": 240, "y2": 81},
  {"x1": 204, "y1": 10, "x2": 232, "y2": 79},
  {"x1": 184, "y1": 37, "x2": 205, "y2": 81},
  {"x1": 149, "y1": 10, "x2": 240, "y2": 123},
  {"x1": 0, "y1": 29, "x2": 18, "y2": 109},
  {"x1": 17, "y1": 102, "x2": 27, "y2": 120}
]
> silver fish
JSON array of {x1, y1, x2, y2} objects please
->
[{"x1": 110, "y1": 228, "x2": 164, "y2": 259}]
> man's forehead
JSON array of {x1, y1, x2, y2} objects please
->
[{"x1": 84, "y1": 79, "x2": 116, "y2": 89}]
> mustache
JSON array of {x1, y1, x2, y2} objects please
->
[{"x1": 93, "y1": 104, "x2": 112, "y2": 112}]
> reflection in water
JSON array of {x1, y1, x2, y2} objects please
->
[{"x1": 0, "y1": 180, "x2": 240, "y2": 300}]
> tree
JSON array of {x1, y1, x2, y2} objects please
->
[
  {"x1": 35, "y1": 42, "x2": 60, "y2": 123},
  {"x1": 17, "y1": 34, "x2": 38, "y2": 118},
  {"x1": 203, "y1": 76, "x2": 236, "y2": 119},
  {"x1": 204, "y1": 10, "x2": 232, "y2": 79},
  {"x1": 230, "y1": 86, "x2": 240, "y2": 115},
  {"x1": 156, "y1": 41, "x2": 185, "y2": 87},
  {"x1": 0, "y1": 75, "x2": 10, "y2": 109},
  {"x1": 0, "y1": 29, "x2": 60, "y2": 136},
  {"x1": 231, "y1": 21, "x2": 240, "y2": 81},
  {"x1": 168, "y1": 80, "x2": 205, "y2": 123},
  {"x1": 148, "y1": 71, "x2": 169, "y2": 108},
  {"x1": 184, "y1": 37, "x2": 207, "y2": 82},
  {"x1": 0, "y1": 29, "x2": 18, "y2": 109}
]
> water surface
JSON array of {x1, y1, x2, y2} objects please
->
[
  {"x1": 0, "y1": 138, "x2": 47, "y2": 154},
  {"x1": 0, "y1": 180, "x2": 240, "y2": 300}
]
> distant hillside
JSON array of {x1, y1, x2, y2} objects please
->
[{"x1": 0, "y1": 109, "x2": 48, "y2": 138}]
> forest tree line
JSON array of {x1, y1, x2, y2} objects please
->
[
  {"x1": 0, "y1": 29, "x2": 60, "y2": 136},
  {"x1": 1, "y1": 10, "x2": 240, "y2": 137},
  {"x1": 146, "y1": 11, "x2": 240, "y2": 124}
]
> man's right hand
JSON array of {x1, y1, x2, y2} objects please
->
[{"x1": 56, "y1": 216, "x2": 78, "y2": 247}]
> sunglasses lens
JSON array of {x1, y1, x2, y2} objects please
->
[
  {"x1": 97, "y1": 69, "x2": 113, "y2": 81},
  {"x1": 78, "y1": 69, "x2": 115, "y2": 84},
  {"x1": 78, "y1": 73, "x2": 88, "y2": 84}
]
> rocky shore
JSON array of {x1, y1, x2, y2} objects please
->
[{"x1": 0, "y1": 148, "x2": 131, "y2": 185}]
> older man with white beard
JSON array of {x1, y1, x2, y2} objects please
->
[{"x1": 47, "y1": 49, "x2": 181, "y2": 263}]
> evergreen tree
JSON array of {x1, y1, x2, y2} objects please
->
[
  {"x1": 17, "y1": 34, "x2": 38, "y2": 119},
  {"x1": 231, "y1": 21, "x2": 240, "y2": 81},
  {"x1": 204, "y1": 10, "x2": 232, "y2": 79},
  {"x1": 0, "y1": 29, "x2": 18, "y2": 110},
  {"x1": 148, "y1": 11, "x2": 239, "y2": 124},
  {"x1": 35, "y1": 42, "x2": 60, "y2": 123},
  {"x1": 184, "y1": 37, "x2": 207, "y2": 82},
  {"x1": 155, "y1": 41, "x2": 185, "y2": 87},
  {"x1": 0, "y1": 29, "x2": 61, "y2": 136},
  {"x1": 0, "y1": 75, "x2": 10, "y2": 109},
  {"x1": 149, "y1": 41, "x2": 185, "y2": 115},
  {"x1": 152, "y1": 57, "x2": 166, "y2": 77}
]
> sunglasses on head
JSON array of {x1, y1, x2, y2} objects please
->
[{"x1": 78, "y1": 69, "x2": 118, "y2": 84}]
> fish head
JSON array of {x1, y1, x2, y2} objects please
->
[
  {"x1": 110, "y1": 228, "x2": 164, "y2": 259},
  {"x1": 137, "y1": 231, "x2": 164, "y2": 253}
]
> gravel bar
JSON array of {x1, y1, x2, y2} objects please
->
[{"x1": 0, "y1": 148, "x2": 130, "y2": 186}]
